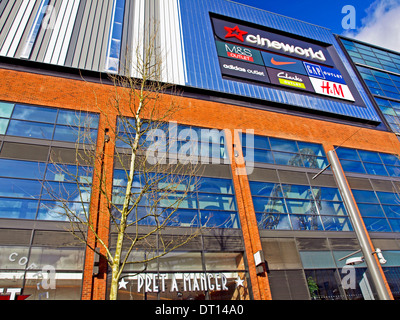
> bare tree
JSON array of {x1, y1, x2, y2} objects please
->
[{"x1": 44, "y1": 23, "x2": 207, "y2": 300}]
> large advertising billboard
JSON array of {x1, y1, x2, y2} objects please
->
[{"x1": 211, "y1": 15, "x2": 355, "y2": 102}]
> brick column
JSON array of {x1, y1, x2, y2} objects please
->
[
  {"x1": 225, "y1": 129, "x2": 272, "y2": 300},
  {"x1": 81, "y1": 113, "x2": 116, "y2": 300}
]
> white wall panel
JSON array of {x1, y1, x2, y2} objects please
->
[
  {"x1": 56, "y1": 0, "x2": 80, "y2": 65},
  {"x1": 130, "y1": 0, "x2": 146, "y2": 78},
  {"x1": 43, "y1": 0, "x2": 68, "y2": 64},
  {"x1": 0, "y1": 0, "x2": 31, "y2": 56},
  {"x1": 7, "y1": 0, "x2": 35, "y2": 57},
  {"x1": 158, "y1": 0, "x2": 186, "y2": 85}
]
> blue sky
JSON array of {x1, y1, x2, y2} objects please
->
[{"x1": 231, "y1": 0, "x2": 400, "y2": 51}]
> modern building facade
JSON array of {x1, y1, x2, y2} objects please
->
[{"x1": 0, "y1": 0, "x2": 400, "y2": 300}]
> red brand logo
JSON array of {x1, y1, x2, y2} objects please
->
[
  {"x1": 224, "y1": 25, "x2": 248, "y2": 42},
  {"x1": 270, "y1": 57, "x2": 296, "y2": 66},
  {"x1": 321, "y1": 81, "x2": 345, "y2": 98}
]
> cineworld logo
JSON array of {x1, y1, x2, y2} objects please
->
[{"x1": 224, "y1": 25, "x2": 327, "y2": 63}]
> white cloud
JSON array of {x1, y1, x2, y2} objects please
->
[{"x1": 344, "y1": 0, "x2": 400, "y2": 52}]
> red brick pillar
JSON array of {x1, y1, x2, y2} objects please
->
[
  {"x1": 225, "y1": 129, "x2": 272, "y2": 300},
  {"x1": 81, "y1": 113, "x2": 116, "y2": 300}
]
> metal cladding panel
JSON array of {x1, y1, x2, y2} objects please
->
[
  {"x1": 178, "y1": 0, "x2": 381, "y2": 123},
  {"x1": 0, "y1": 0, "x2": 383, "y2": 123}
]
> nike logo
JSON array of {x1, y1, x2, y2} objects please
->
[{"x1": 271, "y1": 57, "x2": 296, "y2": 66}]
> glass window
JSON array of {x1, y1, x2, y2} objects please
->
[
  {"x1": 252, "y1": 135, "x2": 270, "y2": 149},
  {"x1": 45, "y1": 164, "x2": 93, "y2": 184},
  {"x1": 29, "y1": 247, "x2": 85, "y2": 270},
  {"x1": 312, "y1": 187, "x2": 342, "y2": 201},
  {"x1": 380, "y1": 153, "x2": 400, "y2": 166},
  {"x1": 388, "y1": 219, "x2": 400, "y2": 232},
  {"x1": 340, "y1": 160, "x2": 366, "y2": 174},
  {"x1": 252, "y1": 149, "x2": 274, "y2": 164},
  {"x1": 0, "y1": 198, "x2": 38, "y2": 219},
  {"x1": 37, "y1": 200, "x2": 89, "y2": 221},
  {"x1": 335, "y1": 148, "x2": 360, "y2": 161},
  {"x1": 0, "y1": 159, "x2": 46, "y2": 179},
  {"x1": 273, "y1": 151, "x2": 302, "y2": 166},
  {"x1": 352, "y1": 190, "x2": 379, "y2": 203},
  {"x1": 105, "y1": 0, "x2": 126, "y2": 72},
  {"x1": 197, "y1": 178, "x2": 234, "y2": 194},
  {"x1": 0, "y1": 178, "x2": 42, "y2": 199},
  {"x1": 382, "y1": 205, "x2": 400, "y2": 218},
  {"x1": 363, "y1": 162, "x2": 388, "y2": 176},
  {"x1": 201, "y1": 211, "x2": 239, "y2": 228},
  {"x1": 358, "y1": 150, "x2": 382, "y2": 163},
  {"x1": 318, "y1": 201, "x2": 347, "y2": 216},
  {"x1": 363, "y1": 218, "x2": 391, "y2": 232},
  {"x1": 269, "y1": 137, "x2": 298, "y2": 152},
  {"x1": 291, "y1": 214, "x2": 323, "y2": 230},
  {"x1": 7, "y1": 120, "x2": 54, "y2": 139},
  {"x1": 0, "y1": 102, "x2": 14, "y2": 118},
  {"x1": 357, "y1": 203, "x2": 385, "y2": 217},
  {"x1": 0, "y1": 118, "x2": 8, "y2": 134},
  {"x1": 282, "y1": 184, "x2": 312, "y2": 199},
  {"x1": 158, "y1": 252, "x2": 203, "y2": 272},
  {"x1": 376, "y1": 192, "x2": 400, "y2": 205},
  {"x1": 12, "y1": 104, "x2": 57, "y2": 123},
  {"x1": 53, "y1": 125, "x2": 97, "y2": 143},
  {"x1": 257, "y1": 213, "x2": 291, "y2": 230},
  {"x1": 321, "y1": 216, "x2": 353, "y2": 231},
  {"x1": 57, "y1": 110, "x2": 99, "y2": 129},
  {"x1": 302, "y1": 155, "x2": 328, "y2": 169},
  {"x1": 250, "y1": 182, "x2": 282, "y2": 197},
  {"x1": 197, "y1": 194, "x2": 236, "y2": 211},
  {"x1": 286, "y1": 199, "x2": 315, "y2": 215},
  {"x1": 253, "y1": 197, "x2": 285, "y2": 213}
]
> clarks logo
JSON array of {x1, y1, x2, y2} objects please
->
[{"x1": 224, "y1": 25, "x2": 327, "y2": 62}]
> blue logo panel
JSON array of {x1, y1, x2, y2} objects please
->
[
  {"x1": 261, "y1": 52, "x2": 307, "y2": 75},
  {"x1": 304, "y1": 62, "x2": 346, "y2": 84}
]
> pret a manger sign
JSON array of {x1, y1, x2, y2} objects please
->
[{"x1": 212, "y1": 16, "x2": 334, "y2": 66}]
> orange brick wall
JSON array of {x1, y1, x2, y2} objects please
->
[{"x1": 2, "y1": 68, "x2": 400, "y2": 300}]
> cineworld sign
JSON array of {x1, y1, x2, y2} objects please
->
[
  {"x1": 211, "y1": 15, "x2": 356, "y2": 102},
  {"x1": 212, "y1": 16, "x2": 334, "y2": 66}
]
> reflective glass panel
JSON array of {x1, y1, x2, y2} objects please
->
[
  {"x1": 249, "y1": 182, "x2": 282, "y2": 197},
  {"x1": 0, "y1": 159, "x2": 46, "y2": 179},
  {"x1": 12, "y1": 104, "x2": 57, "y2": 123},
  {"x1": 0, "y1": 178, "x2": 42, "y2": 198},
  {"x1": 0, "y1": 198, "x2": 38, "y2": 219},
  {"x1": 290, "y1": 214, "x2": 323, "y2": 230},
  {"x1": 363, "y1": 218, "x2": 391, "y2": 232},
  {"x1": 0, "y1": 102, "x2": 14, "y2": 118},
  {"x1": 357, "y1": 203, "x2": 385, "y2": 217},
  {"x1": 352, "y1": 190, "x2": 379, "y2": 203},
  {"x1": 321, "y1": 216, "x2": 353, "y2": 231},
  {"x1": 269, "y1": 138, "x2": 298, "y2": 152},
  {"x1": 340, "y1": 160, "x2": 366, "y2": 174},
  {"x1": 257, "y1": 213, "x2": 291, "y2": 230},
  {"x1": 358, "y1": 150, "x2": 382, "y2": 163},
  {"x1": 363, "y1": 162, "x2": 388, "y2": 176},
  {"x1": 7, "y1": 120, "x2": 54, "y2": 140},
  {"x1": 0, "y1": 118, "x2": 8, "y2": 134}
]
